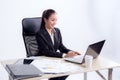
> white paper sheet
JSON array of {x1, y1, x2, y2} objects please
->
[{"x1": 31, "y1": 59, "x2": 82, "y2": 74}]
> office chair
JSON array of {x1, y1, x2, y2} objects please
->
[
  {"x1": 22, "y1": 17, "x2": 41, "y2": 57},
  {"x1": 22, "y1": 17, "x2": 68, "y2": 80}
]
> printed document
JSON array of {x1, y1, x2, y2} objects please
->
[{"x1": 31, "y1": 59, "x2": 82, "y2": 74}]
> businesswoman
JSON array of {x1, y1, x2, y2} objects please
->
[{"x1": 36, "y1": 9, "x2": 79, "y2": 80}]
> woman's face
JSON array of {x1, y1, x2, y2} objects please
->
[{"x1": 44, "y1": 13, "x2": 57, "y2": 29}]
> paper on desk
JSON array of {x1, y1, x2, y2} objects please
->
[{"x1": 31, "y1": 59, "x2": 82, "y2": 74}]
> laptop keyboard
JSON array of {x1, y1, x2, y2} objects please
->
[{"x1": 64, "y1": 55, "x2": 84, "y2": 63}]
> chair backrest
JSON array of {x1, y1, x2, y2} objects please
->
[{"x1": 22, "y1": 17, "x2": 42, "y2": 57}]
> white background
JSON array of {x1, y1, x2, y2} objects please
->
[{"x1": 0, "y1": 0, "x2": 120, "y2": 80}]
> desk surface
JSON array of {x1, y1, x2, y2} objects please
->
[{"x1": 1, "y1": 56, "x2": 120, "y2": 80}]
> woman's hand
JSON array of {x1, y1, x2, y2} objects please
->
[{"x1": 64, "y1": 51, "x2": 80, "y2": 58}]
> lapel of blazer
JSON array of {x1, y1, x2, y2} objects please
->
[
  {"x1": 53, "y1": 29, "x2": 58, "y2": 50},
  {"x1": 40, "y1": 27, "x2": 54, "y2": 50}
]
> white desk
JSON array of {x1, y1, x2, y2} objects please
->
[{"x1": 1, "y1": 56, "x2": 120, "y2": 80}]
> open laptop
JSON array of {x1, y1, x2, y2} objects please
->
[{"x1": 64, "y1": 40, "x2": 105, "y2": 64}]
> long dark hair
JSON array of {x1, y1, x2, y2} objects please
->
[{"x1": 40, "y1": 9, "x2": 56, "y2": 29}]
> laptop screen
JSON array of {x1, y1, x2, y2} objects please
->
[{"x1": 85, "y1": 40, "x2": 105, "y2": 58}]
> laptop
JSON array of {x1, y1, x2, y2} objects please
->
[{"x1": 64, "y1": 40, "x2": 105, "y2": 64}]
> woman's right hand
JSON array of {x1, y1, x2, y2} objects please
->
[{"x1": 64, "y1": 51, "x2": 79, "y2": 58}]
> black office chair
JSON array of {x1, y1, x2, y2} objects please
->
[
  {"x1": 22, "y1": 17, "x2": 68, "y2": 80},
  {"x1": 22, "y1": 17, "x2": 42, "y2": 57}
]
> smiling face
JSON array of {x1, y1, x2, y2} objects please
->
[{"x1": 44, "y1": 13, "x2": 57, "y2": 29}]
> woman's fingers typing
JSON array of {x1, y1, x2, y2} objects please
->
[{"x1": 64, "y1": 51, "x2": 80, "y2": 58}]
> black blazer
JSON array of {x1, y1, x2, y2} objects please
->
[{"x1": 36, "y1": 27, "x2": 71, "y2": 58}]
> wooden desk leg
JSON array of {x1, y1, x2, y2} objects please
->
[
  {"x1": 108, "y1": 68, "x2": 113, "y2": 80},
  {"x1": 84, "y1": 72, "x2": 87, "y2": 80}
]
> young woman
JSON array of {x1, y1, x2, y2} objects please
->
[{"x1": 36, "y1": 9, "x2": 80, "y2": 80}]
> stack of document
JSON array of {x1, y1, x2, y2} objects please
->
[
  {"x1": 6, "y1": 64, "x2": 43, "y2": 79},
  {"x1": 31, "y1": 59, "x2": 82, "y2": 74}
]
